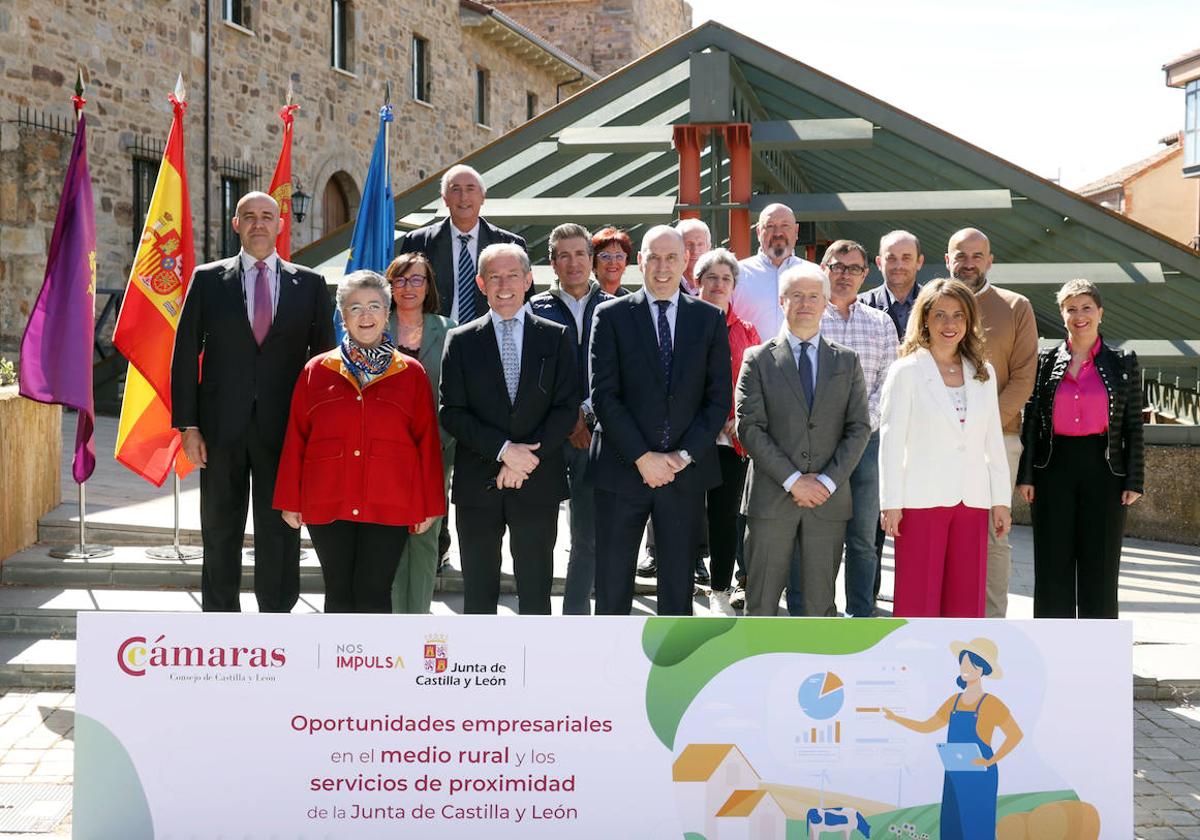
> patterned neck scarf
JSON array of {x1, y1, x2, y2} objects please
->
[{"x1": 341, "y1": 332, "x2": 397, "y2": 387}]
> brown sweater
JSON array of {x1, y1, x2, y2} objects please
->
[{"x1": 976, "y1": 284, "x2": 1039, "y2": 434}]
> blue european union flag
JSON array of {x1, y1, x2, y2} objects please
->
[{"x1": 337, "y1": 102, "x2": 394, "y2": 340}]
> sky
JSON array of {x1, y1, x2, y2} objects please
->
[{"x1": 685, "y1": 0, "x2": 1199, "y2": 189}]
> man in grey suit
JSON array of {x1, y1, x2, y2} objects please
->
[{"x1": 735, "y1": 263, "x2": 870, "y2": 616}]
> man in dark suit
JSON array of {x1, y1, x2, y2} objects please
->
[
  {"x1": 394, "y1": 164, "x2": 528, "y2": 323},
  {"x1": 858, "y1": 229, "x2": 924, "y2": 340},
  {"x1": 736, "y1": 263, "x2": 870, "y2": 616},
  {"x1": 171, "y1": 191, "x2": 335, "y2": 612},
  {"x1": 439, "y1": 243, "x2": 577, "y2": 615},
  {"x1": 590, "y1": 225, "x2": 732, "y2": 616}
]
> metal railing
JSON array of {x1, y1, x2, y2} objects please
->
[{"x1": 1143, "y1": 368, "x2": 1200, "y2": 426}]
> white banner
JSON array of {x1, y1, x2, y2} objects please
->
[{"x1": 74, "y1": 615, "x2": 1131, "y2": 839}]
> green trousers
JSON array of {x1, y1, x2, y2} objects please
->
[{"x1": 392, "y1": 448, "x2": 453, "y2": 614}]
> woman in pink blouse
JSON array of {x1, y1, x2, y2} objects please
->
[
  {"x1": 697, "y1": 248, "x2": 760, "y2": 615},
  {"x1": 1016, "y1": 279, "x2": 1144, "y2": 618}
]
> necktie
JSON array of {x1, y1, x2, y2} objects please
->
[
  {"x1": 655, "y1": 299, "x2": 673, "y2": 449},
  {"x1": 252, "y1": 260, "x2": 272, "y2": 345},
  {"x1": 798, "y1": 340, "x2": 815, "y2": 409},
  {"x1": 500, "y1": 318, "x2": 519, "y2": 403},
  {"x1": 456, "y1": 234, "x2": 476, "y2": 323}
]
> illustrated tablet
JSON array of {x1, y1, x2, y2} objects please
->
[{"x1": 937, "y1": 742, "x2": 986, "y2": 772}]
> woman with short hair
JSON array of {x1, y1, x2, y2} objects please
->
[
  {"x1": 386, "y1": 253, "x2": 457, "y2": 613},
  {"x1": 591, "y1": 226, "x2": 633, "y2": 296},
  {"x1": 274, "y1": 270, "x2": 445, "y2": 613},
  {"x1": 878, "y1": 278, "x2": 1012, "y2": 617},
  {"x1": 696, "y1": 248, "x2": 760, "y2": 615},
  {"x1": 1016, "y1": 279, "x2": 1144, "y2": 619}
]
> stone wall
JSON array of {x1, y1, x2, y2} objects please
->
[
  {"x1": 490, "y1": 0, "x2": 693, "y2": 77},
  {"x1": 1012, "y1": 444, "x2": 1200, "y2": 545},
  {"x1": 0, "y1": 0, "x2": 586, "y2": 351}
]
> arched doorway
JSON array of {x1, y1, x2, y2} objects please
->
[{"x1": 322, "y1": 172, "x2": 357, "y2": 234}]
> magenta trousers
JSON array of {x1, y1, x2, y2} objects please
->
[{"x1": 893, "y1": 503, "x2": 988, "y2": 618}]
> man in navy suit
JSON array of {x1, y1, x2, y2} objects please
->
[
  {"x1": 439, "y1": 244, "x2": 578, "y2": 614},
  {"x1": 858, "y1": 229, "x2": 924, "y2": 340},
  {"x1": 395, "y1": 164, "x2": 528, "y2": 323},
  {"x1": 172, "y1": 191, "x2": 335, "y2": 612},
  {"x1": 589, "y1": 226, "x2": 732, "y2": 616}
]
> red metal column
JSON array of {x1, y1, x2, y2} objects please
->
[
  {"x1": 673, "y1": 125, "x2": 707, "y2": 221},
  {"x1": 724, "y1": 123, "x2": 752, "y2": 258}
]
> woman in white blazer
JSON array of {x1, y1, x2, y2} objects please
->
[{"x1": 878, "y1": 278, "x2": 1012, "y2": 617}]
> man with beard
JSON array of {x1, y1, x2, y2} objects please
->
[
  {"x1": 945, "y1": 227, "x2": 1038, "y2": 618},
  {"x1": 732, "y1": 204, "x2": 819, "y2": 340},
  {"x1": 861, "y1": 230, "x2": 925, "y2": 340}
]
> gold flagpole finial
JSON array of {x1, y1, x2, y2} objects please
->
[
  {"x1": 286, "y1": 79, "x2": 294, "y2": 107},
  {"x1": 173, "y1": 73, "x2": 187, "y2": 104}
]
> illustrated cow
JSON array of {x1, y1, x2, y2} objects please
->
[{"x1": 807, "y1": 806, "x2": 872, "y2": 839}]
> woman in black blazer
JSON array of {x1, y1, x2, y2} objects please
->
[{"x1": 1015, "y1": 279, "x2": 1144, "y2": 618}]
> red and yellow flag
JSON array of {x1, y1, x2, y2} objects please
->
[
  {"x1": 268, "y1": 101, "x2": 299, "y2": 259},
  {"x1": 112, "y1": 80, "x2": 195, "y2": 485}
]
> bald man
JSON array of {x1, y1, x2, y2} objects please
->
[
  {"x1": 945, "y1": 227, "x2": 1038, "y2": 617},
  {"x1": 172, "y1": 191, "x2": 335, "y2": 612},
  {"x1": 732, "y1": 203, "x2": 820, "y2": 340}
]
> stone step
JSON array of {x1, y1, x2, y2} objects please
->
[
  {"x1": 37, "y1": 516, "x2": 308, "y2": 549},
  {"x1": 0, "y1": 636, "x2": 75, "y2": 690}
]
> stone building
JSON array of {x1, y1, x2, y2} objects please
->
[
  {"x1": 489, "y1": 0, "x2": 694, "y2": 77},
  {"x1": 0, "y1": 0, "x2": 690, "y2": 351}
]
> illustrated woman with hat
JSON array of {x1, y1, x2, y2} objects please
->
[{"x1": 882, "y1": 638, "x2": 1023, "y2": 840}]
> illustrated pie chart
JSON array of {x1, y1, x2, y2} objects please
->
[{"x1": 798, "y1": 671, "x2": 845, "y2": 720}]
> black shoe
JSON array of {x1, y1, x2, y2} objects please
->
[
  {"x1": 636, "y1": 556, "x2": 658, "y2": 578},
  {"x1": 728, "y1": 583, "x2": 746, "y2": 611},
  {"x1": 437, "y1": 554, "x2": 450, "y2": 575},
  {"x1": 694, "y1": 558, "x2": 710, "y2": 585}
]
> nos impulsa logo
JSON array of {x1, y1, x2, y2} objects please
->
[{"x1": 116, "y1": 634, "x2": 287, "y2": 677}]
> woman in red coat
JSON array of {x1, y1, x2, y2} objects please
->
[{"x1": 274, "y1": 270, "x2": 445, "y2": 613}]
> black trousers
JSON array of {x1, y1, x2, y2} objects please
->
[
  {"x1": 199, "y1": 417, "x2": 300, "y2": 612},
  {"x1": 595, "y1": 482, "x2": 705, "y2": 616},
  {"x1": 308, "y1": 520, "x2": 409, "y2": 613},
  {"x1": 706, "y1": 446, "x2": 749, "y2": 592},
  {"x1": 456, "y1": 496, "x2": 558, "y2": 615},
  {"x1": 1031, "y1": 434, "x2": 1126, "y2": 619}
]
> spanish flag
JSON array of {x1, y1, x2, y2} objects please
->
[{"x1": 112, "y1": 77, "x2": 195, "y2": 485}]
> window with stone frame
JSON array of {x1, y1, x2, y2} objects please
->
[
  {"x1": 475, "y1": 67, "x2": 490, "y2": 127},
  {"x1": 222, "y1": 0, "x2": 250, "y2": 29},
  {"x1": 331, "y1": 0, "x2": 353, "y2": 72},
  {"x1": 412, "y1": 35, "x2": 430, "y2": 103},
  {"x1": 130, "y1": 156, "x2": 160, "y2": 253},
  {"x1": 220, "y1": 175, "x2": 249, "y2": 259},
  {"x1": 526, "y1": 91, "x2": 538, "y2": 121}
]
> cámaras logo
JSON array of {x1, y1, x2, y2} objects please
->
[{"x1": 117, "y1": 634, "x2": 287, "y2": 677}]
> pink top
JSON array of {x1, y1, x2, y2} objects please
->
[{"x1": 1052, "y1": 340, "x2": 1109, "y2": 436}]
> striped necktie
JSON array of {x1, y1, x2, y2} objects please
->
[{"x1": 456, "y1": 234, "x2": 476, "y2": 322}]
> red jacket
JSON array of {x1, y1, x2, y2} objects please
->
[
  {"x1": 726, "y1": 306, "x2": 761, "y2": 457},
  {"x1": 273, "y1": 349, "x2": 446, "y2": 527}
]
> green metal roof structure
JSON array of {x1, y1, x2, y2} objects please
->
[{"x1": 295, "y1": 21, "x2": 1200, "y2": 368}]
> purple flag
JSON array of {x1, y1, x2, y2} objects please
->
[{"x1": 19, "y1": 113, "x2": 97, "y2": 484}]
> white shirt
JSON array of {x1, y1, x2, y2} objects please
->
[
  {"x1": 780, "y1": 328, "x2": 836, "y2": 496},
  {"x1": 644, "y1": 288, "x2": 680, "y2": 345},
  {"x1": 557, "y1": 286, "x2": 589, "y2": 337},
  {"x1": 732, "y1": 251, "x2": 818, "y2": 341},
  {"x1": 239, "y1": 250, "x2": 280, "y2": 324},
  {"x1": 488, "y1": 304, "x2": 527, "y2": 370},
  {"x1": 448, "y1": 220, "x2": 481, "y2": 323}
]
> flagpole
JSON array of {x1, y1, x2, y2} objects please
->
[
  {"x1": 47, "y1": 68, "x2": 111, "y2": 561},
  {"x1": 145, "y1": 472, "x2": 202, "y2": 560},
  {"x1": 49, "y1": 481, "x2": 113, "y2": 559}
]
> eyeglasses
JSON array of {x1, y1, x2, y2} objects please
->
[
  {"x1": 596, "y1": 251, "x2": 628, "y2": 263},
  {"x1": 391, "y1": 275, "x2": 427, "y2": 288},
  {"x1": 826, "y1": 262, "x2": 866, "y2": 277},
  {"x1": 345, "y1": 302, "x2": 386, "y2": 318}
]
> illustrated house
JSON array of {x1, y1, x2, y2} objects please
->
[
  {"x1": 673, "y1": 744, "x2": 761, "y2": 840},
  {"x1": 714, "y1": 789, "x2": 789, "y2": 840}
]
